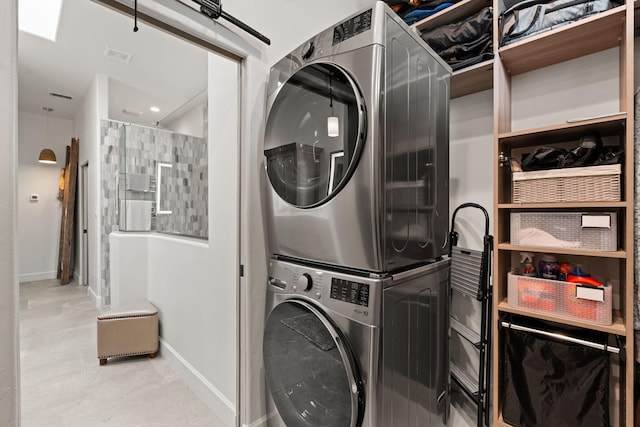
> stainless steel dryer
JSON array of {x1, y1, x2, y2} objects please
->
[
  {"x1": 263, "y1": 258, "x2": 451, "y2": 427},
  {"x1": 264, "y1": 2, "x2": 452, "y2": 273}
]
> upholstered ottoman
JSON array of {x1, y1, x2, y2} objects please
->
[{"x1": 97, "y1": 301, "x2": 159, "y2": 365}]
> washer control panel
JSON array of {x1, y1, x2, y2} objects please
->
[
  {"x1": 330, "y1": 278, "x2": 369, "y2": 307},
  {"x1": 332, "y1": 9, "x2": 372, "y2": 46},
  {"x1": 267, "y1": 258, "x2": 382, "y2": 326}
]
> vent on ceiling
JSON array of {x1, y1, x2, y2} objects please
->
[
  {"x1": 49, "y1": 91, "x2": 73, "y2": 100},
  {"x1": 104, "y1": 46, "x2": 133, "y2": 63},
  {"x1": 122, "y1": 109, "x2": 143, "y2": 117}
]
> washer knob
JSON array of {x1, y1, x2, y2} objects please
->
[
  {"x1": 297, "y1": 273, "x2": 313, "y2": 292},
  {"x1": 301, "y1": 41, "x2": 315, "y2": 60}
]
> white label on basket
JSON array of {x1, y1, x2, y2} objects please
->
[
  {"x1": 576, "y1": 285, "x2": 605, "y2": 302},
  {"x1": 581, "y1": 214, "x2": 611, "y2": 228}
]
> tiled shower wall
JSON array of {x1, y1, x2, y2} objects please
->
[
  {"x1": 100, "y1": 121, "x2": 120, "y2": 306},
  {"x1": 154, "y1": 132, "x2": 208, "y2": 237},
  {"x1": 100, "y1": 119, "x2": 208, "y2": 306}
]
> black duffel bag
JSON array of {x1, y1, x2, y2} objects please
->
[
  {"x1": 500, "y1": 0, "x2": 614, "y2": 46},
  {"x1": 420, "y1": 7, "x2": 493, "y2": 70},
  {"x1": 438, "y1": 32, "x2": 493, "y2": 71}
]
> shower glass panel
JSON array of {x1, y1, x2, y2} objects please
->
[{"x1": 118, "y1": 123, "x2": 208, "y2": 239}]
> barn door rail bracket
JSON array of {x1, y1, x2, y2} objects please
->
[{"x1": 191, "y1": 0, "x2": 271, "y2": 45}]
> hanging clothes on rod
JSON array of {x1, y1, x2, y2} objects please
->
[{"x1": 501, "y1": 321, "x2": 620, "y2": 354}]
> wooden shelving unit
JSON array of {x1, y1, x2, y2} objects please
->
[
  {"x1": 491, "y1": 0, "x2": 636, "y2": 425},
  {"x1": 498, "y1": 5, "x2": 626, "y2": 74},
  {"x1": 451, "y1": 60, "x2": 494, "y2": 98},
  {"x1": 499, "y1": 201, "x2": 628, "y2": 209},
  {"x1": 411, "y1": 0, "x2": 635, "y2": 423},
  {"x1": 497, "y1": 113, "x2": 627, "y2": 145},
  {"x1": 497, "y1": 243, "x2": 628, "y2": 258},
  {"x1": 497, "y1": 300, "x2": 627, "y2": 335}
]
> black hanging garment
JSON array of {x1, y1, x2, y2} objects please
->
[
  {"x1": 502, "y1": 327, "x2": 610, "y2": 427},
  {"x1": 420, "y1": 7, "x2": 494, "y2": 71}
]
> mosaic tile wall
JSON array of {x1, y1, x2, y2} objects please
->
[
  {"x1": 99, "y1": 119, "x2": 208, "y2": 306},
  {"x1": 100, "y1": 121, "x2": 122, "y2": 306},
  {"x1": 154, "y1": 132, "x2": 208, "y2": 238}
]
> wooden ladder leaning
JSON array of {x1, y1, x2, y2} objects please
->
[{"x1": 57, "y1": 138, "x2": 79, "y2": 285}]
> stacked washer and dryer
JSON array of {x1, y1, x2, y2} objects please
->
[{"x1": 262, "y1": 3, "x2": 452, "y2": 426}]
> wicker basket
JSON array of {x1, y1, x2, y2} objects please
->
[{"x1": 512, "y1": 164, "x2": 621, "y2": 204}]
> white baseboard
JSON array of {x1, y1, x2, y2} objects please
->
[
  {"x1": 159, "y1": 338, "x2": 236, "y2": 427},
  {"x1": 87, "y1": 286, "x2": 101, "y2": 308},
  {"x1": 243, "y1": 414, "x2": 269, "y2": 427},
  {"x1": 19, "y1": 271, "x2": 57, "y2": 283}
]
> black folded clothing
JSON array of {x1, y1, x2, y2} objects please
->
[{"x1": 421, "y1": 7, "x2": 493, "y2": 50}]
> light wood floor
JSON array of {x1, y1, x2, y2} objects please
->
[{"x1": 19, "y1": 279, "x2": 226, "y2": 426}]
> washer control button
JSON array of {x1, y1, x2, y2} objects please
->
[
  {"x1": 292, "y1": 285, "x2": 297, "y2": 292},
  {"x1": 315, "y1": 292, "x2": 321, "y2": 299},
  {"x1": 301, "y1": 41, "x2": 315, "y2": 59},
  {"x1": 297, "y1": 273, "x2": 313, "y2": 292}
]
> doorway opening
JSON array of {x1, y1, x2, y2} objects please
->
[{"x1": 18, "y1": 0, "x2": 243, "y2": 425}]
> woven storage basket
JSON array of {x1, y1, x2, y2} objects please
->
[
  {"x1": 512, "y1": 164, "x2": 621, "y2": 203},
  {"x1": 507, "y1": 271, "x2": 612, "y2": 325}
]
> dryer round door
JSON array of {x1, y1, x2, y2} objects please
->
[
  {"x1": 263, "y1": 299, "x2": 364, "y2": 427},
  {"x1": 264, "y1": 63, "x2": 366, "y2": 208}
]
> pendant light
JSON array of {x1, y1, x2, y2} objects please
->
[
  {"x1": 327, "y1": 72, "x2": 339, "y2": 138},
  {"x1": 38, "y1": 107, "x2": 57, "y2": 164}
]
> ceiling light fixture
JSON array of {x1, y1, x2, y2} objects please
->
[
  {"x1": 19, "y1": 0, "x2": 64, "y2": 42},
  {"x1": 38, "y1": 107, "x2": 57, "y2": 165},
  {"x1": 150, "y1": 106, "x2": 160, "y2": 113}
]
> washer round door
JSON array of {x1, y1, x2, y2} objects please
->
[
  {"x1": 264, "y1": 63, "x2": 366, "y2": 208},
  {"x1": 263, "y1": 300, "x2": 364, "y2": 427}
]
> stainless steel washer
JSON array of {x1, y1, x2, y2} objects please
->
[
  {"x1": 263, "y1": 258, "x2": 451, "y2": 427},
  {"x1": 263, "y1": 2, "x2": 451, "y2": 273}
]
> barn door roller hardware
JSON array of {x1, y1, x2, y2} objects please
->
[
  {"x1": 192, "y1": 0, "x2": 271, "y2": 45},
  {"x1": 132, "y1": 0, "x2": 270, "y2": 45}
]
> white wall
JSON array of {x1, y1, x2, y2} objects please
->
[
  {"x1": 0, "y1": 0, "x2": 20, "y2": 424},
  {"x1": 109, "y1": 233, "x2": 149, "y2": 306},
  {"x1": 163, "y1": 101, "x2": 205, "y2": 138},
  {"x1": 108, "y1": 52, "x2": 240, "y2": 426},
  {"x1": 74, "y1": 74, "x2": 109, "y2": 305},
  {"x1": 17, "y1": 112, "x2": 74, "y2": 282},
  {"x1": 512, "y1": 47, "x2": 619, "y2": 130},
  {"x1": 449, "y1": 89, "x2": 493, "y2": 251},
  {"x1": 205, "y1": 51, "x2": 240, "y2": 410},
  {"x1": 222, "y1": 0, "x2": 376, "y2": 65}
]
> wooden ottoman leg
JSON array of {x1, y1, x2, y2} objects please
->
[
  {"x1": 149, "y1": 352, "x2": 158, "y2": 359},
  {"x1": 100, "y1": 358, "x2": 107, "y2": 366}
]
